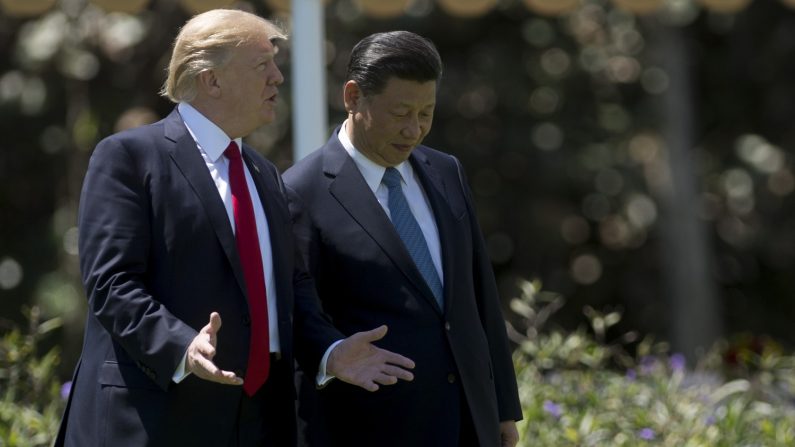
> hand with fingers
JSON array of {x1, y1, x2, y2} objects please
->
[
  {"x1": 500, "y1": 421, "x2": 519, "y2": 447},
  {"x1": 327, "y1": 325, "x2": 415, "y2": 392},
  {"x1": 185, "y1": 312, "x2": 244, "y2": 386}
]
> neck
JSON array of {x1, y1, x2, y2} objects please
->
[{"x1": 189, "y1": 99, "x2": 244, "y2": 139}]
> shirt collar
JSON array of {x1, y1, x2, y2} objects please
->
[
  {"x1": 337, "y1": 120, "x2": 413, "y2": 192},
  {"x1": 178, "y1": 102, "x2": 243, "y2": 162}
]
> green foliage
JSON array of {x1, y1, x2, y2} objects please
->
[
  {"x1": 0, "y1": 307, "x2": 65, "y2": 447},
  {"x1": 510, "y1": 280, "x2": 795, "y2": 446}
]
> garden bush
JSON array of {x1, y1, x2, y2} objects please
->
[
  {"x1": 510, "y1": 280, "x2": 795, "y2": 446},
  {"x1": 0, "y1": 307, "x2": 65, "y2": 447},
  {"x1": 3, "y1": 290, "x2": 795, "y2": 446}
]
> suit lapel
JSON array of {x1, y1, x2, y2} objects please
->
[
  {"x1": 163, "y1": 109, "x2": 248, "y2": 298},
  {"x1": 323, "y1": 137, "x2": 443, "y2": 315},
  {"x1": 410, "y1": 149, "x2": 459, "y2": 315}
]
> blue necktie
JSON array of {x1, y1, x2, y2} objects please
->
[{"x1": 382, "y1": 167, "x2": 444, "y2": 308}]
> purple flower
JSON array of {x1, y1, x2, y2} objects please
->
[
  {"x1": 705, "y1": 415, "x2": 716, "y2": 425},
  {"x1": 669, "y1": 353, "x2": 686, "y2": 373},
  {"x1": 60, "y1": 381, "x2": 72, "y2": 401},
  {"x1": 638, "y1": 428, "x2": 655, "y2": 440},
  {"x1": 639, "y1": 356, "x2": 657, "y2": 375},
  {"x1": 542, "y1": 400, "x2": 562, "y2": 418},
  {"x1": 626, "y1": 369, "x2": 637, "y2": 381}
]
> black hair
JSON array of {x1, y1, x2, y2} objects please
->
[{"x1": 346, "y1": 31, "x2": 442, "y2": 97}]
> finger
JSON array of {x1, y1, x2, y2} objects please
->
[
  {"x1": 360, "y1": 380, "x2": 379, "y2": 392},
  {"x1": 193, "y1": 355, "x2": 221, "y2": 377},
  {"x1": 358, "y1": 325, "x2": 388, "y2": 343},
  {"x1": 214, "y1": 369, "x2": 244, "y2": 385},
  {"x1": 194, "y1": 357, "x2": 242, "y2": 385},
  {"x1": 372, "y1": 373, "x2": 398, "y2": 386},
  {"x1": 199, "y1": 312, "x2": 222, "y2": 336},
  {"x1": 381, "y1": 364, "x2": 414, "y2": 381},
  {"x1": 381, "y1": 350, "x2": 415, "y2": 369},
  {"x1": 208, "y1": 312, "x2": 222, "y2": 335},
  {"x1": 197, "y1": 341, "x2": 216, "y2": 359}
]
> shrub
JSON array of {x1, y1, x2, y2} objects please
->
[
  {"x1": 510, "y1": 280, "x2": 795, "y2": 446},
  {"x1": 0, "y1": 307, "x2": 65, "y2": 447}
]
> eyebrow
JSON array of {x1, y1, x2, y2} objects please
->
[
  {"x1": 394, "y1": 102, "x2": 436, "y2": 108},
  {"x1": 252, "y1": 52, "x2": 276, "y2": 65}
]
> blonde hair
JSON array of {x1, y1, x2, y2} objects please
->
[{"x1": 160, "y1": 9, "x2": 286, "y2": 103}]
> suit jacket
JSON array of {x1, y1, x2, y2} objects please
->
[
  {"x1": 283, "y1": 130, "x2": 522, "y2": 447},
  {"x1": 56, "y1": 108, "x2": 341, "y2": 447}
]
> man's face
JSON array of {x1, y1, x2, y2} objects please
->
[
  {"x1": 348, "y1": 77, "x2": 436, "y2": 167},
  {"x1": 215, "y1": 34, "x2": 283, "y2": 137}
]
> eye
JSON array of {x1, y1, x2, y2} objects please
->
[{"x1": 255, "y1": 59, "x2": 273, "y2": 71}]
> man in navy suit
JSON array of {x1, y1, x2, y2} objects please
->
[
  {"x1": 284, "y1": 31, "x2": 522, "y2": 447},
  {"x1": 56, "y1": 10, "x2": 414, "y2": 447}
]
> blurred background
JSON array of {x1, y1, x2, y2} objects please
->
[{"x1": 2, "y1": 0, "x2": 795, "y2": 384}]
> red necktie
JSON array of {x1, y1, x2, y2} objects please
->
[{"x1": 224, "y1": 141, "x2": 270, "y2": 396}]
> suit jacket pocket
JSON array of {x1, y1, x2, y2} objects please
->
[{"x1": 99, "y1": 361, "x2": 161, "y2": 390}]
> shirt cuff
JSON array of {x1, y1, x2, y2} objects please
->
[
  {"x1": 316, "y1": 339, "x2": 344, "y2": 387},
  {"x1": 172, "y1": 349, "x2": 191, "y2": 383}
]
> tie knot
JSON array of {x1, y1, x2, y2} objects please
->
[
  {"x1": 224, "y1": 141, "x2": 241, "y2": 160},
  {"x1": 382, "y1": 167, "x2": 402, "y2": 189}
]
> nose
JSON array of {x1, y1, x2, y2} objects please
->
[
  {"x1": 269, "y1": 62, "x2": 284, "y2": 86},
  {"x1": 401, "y1": 115, "x2": 421, "y2": 140}
]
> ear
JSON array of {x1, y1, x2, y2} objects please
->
[
  {"x1": 343, "y1": 80, "x2": 363, "y2": 114},
  {"x1": 197, "y1": 70, "x2": 222, "y2": 98}
]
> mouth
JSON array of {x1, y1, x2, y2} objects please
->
[
  {"x1": 265, "y1": 91, "x2": 278, "y2": 104},
  {"x1": 391, "y1": 143, "x2": 414, "y2": 152}
]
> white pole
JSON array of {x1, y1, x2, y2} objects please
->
[{"x1": 290, "y1": 0, "x2": 327, "y2": 162}]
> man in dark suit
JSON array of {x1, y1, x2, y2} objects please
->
[
  {"x1": 283, "y1": 31, "x2": 522, "y2": 447},
  {"x1": 56, "y1": 10, "x2": 414, "y2": 447}
]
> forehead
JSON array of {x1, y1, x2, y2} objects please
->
[
  {"x1": 374, "y1": 77, "x2": 437, "y2": 106},
  {"x1": 233, "y1": 35, "x2": 279, "y2": 61}
]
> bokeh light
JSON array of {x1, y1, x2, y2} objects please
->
[
  {"x1": 570, "y1": 253, "x2": 602, "y2": 284},
  {"x1": 355, "y1": 0, "x2": 412, "y2": 18},
  {"x1": 0, "y1": 258, "x2": 24, "y2": 290},
  {"x1": 437, "y1": 0, "x2": 498, "y2": 18},
  {"x1": 0, "y1": 0, "x2": 56, "y2": 17}
]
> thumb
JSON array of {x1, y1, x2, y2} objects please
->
[
  {"x1": 360, "y1": 325, "x2": 387, "y2": 343},
  {"x1": 203, "y1": 312, "x2": 222, "y2": 336}
]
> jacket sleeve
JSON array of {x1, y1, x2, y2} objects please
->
[
  {"x1": 280, "y1": 178, "x2": 343, "y2": 377},
  {"x1": 452, "y1": 155, "x2": 524, "y2": 422},
  {"x1": 78, "y1": 136, "x2": 196, "y2": 390}
]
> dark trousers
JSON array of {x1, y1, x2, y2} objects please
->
[
  {"x1": 459, "y1": 395, "x2": 479, "y2": 447},
  {"x1": 229, "y1": 354, "x2": 296, "y2": 447},
  {"x1": 297, "y1": 372, "x2": 480, "y2": 447}
]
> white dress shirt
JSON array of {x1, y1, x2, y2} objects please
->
[
  {"x1": 172, "y1": 102, "x2": 280, "y2": 381},
  {"x1": 338, "y1": 121, "x2": 444, "y2": 282}
]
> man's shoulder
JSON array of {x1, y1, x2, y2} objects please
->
[
  {"x1": 282, "y1": 145, "x2": 327, "y2": 186},
  {"x1": 94, "y1": 119, "x2": 169, "y2": 156},
  {"x1": 414, "y1": 144, "x2": 460, "y2": 171}
]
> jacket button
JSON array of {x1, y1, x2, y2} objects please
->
[
  {"x1": 444, "y1": 322, "x2": 451, "y2": 331},
  {"x1": 447, "y1": 373, "x2": 456, "y2": 384}
]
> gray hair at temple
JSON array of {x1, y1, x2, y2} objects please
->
[
  {"x1": 160, "y1": 9, "x2": 286, "y2": 103},
  {"x1": 346, "y1": 30, "x2": 442, "y2": 97}
]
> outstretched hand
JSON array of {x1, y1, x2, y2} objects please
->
[
  {"x1": 327, "y1": 325, "x2": 415, "y2": 392},
  {"x1": 185, "y1": 312, "x2": 243, "y2": 385}
]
